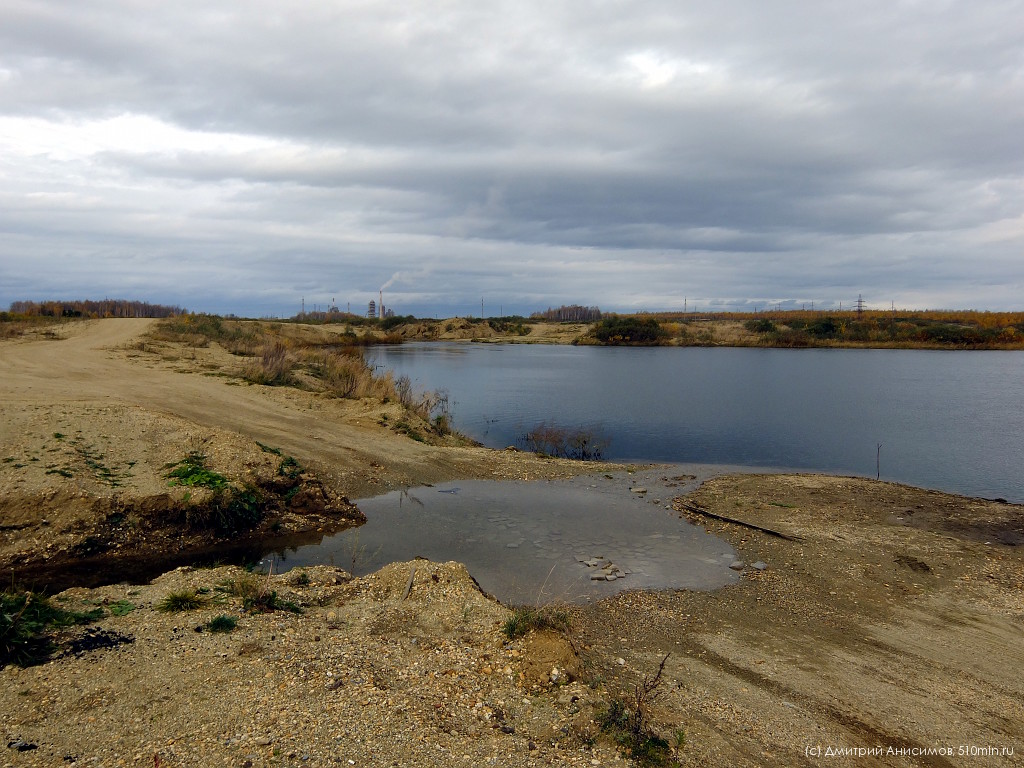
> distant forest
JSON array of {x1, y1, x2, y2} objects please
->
[
  {"x1": 6, "y1": 299, "x2": 185, "y2": 318},
  {"x1": 530, "y1": 305, "x2": 602, "y2": 322}
]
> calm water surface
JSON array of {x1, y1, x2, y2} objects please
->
[
  {"x1": 370, "y1": 344, "x2": 1024, "y2": 503},
  {"x1": 270, "y1": 469, "x2": 743, "y2": 604}
]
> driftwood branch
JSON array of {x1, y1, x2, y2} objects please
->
[
  {"x1": 401, "y1": 566, "x2": 416, "y2": 600},
  {"x1": 678, "y1": 502, "x2": 801, "y2": 541}
]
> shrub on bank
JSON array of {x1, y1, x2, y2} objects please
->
[
  {"x1": 518, "y1": 422, "x2": 608, "y2": 460},
  {"x1": 593, "y1": 317, "x2": 668, "y2": 345}
]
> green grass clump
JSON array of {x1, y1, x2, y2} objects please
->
[
  {"x1": 278, "y1": 455, "x2": 302, "y2": 479},
  {"x1": 156, "y1": 589, "x2": 210, "y2": 613},
  {"x1": 165, "y1": 454, "x2": 266, "y2": 532},
  {"x1": 164, "y1": 452, "x2": 230, "y2": 490},
  {"x1": 1, "y1": 591, "x2": 102, "y2": 668},
  {"x1": 109, "y1": 600, "x2": 136, "y2": 616},
  {"x1": 501, "y1": 605, "x2": 571, "y2": 640},
  {"x1": 206, "y1": 614, "x2": 238, "y2": 633},
  {"x1": 243, "y1": 590, "x2": 301, "y2": 614}
]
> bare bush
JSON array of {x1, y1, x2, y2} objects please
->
[
  {"x1": 303, "y1": 348, "x2": 395, "y2": 399},
  {"x1": 599, "y1": 654, "x2": 676, "y2": 766},
  {"x1": 518, "y1": 421, "x2": 608, "y2": 460},
  {"x1": 243, "y1": 341, "x2": 294, "y2": 386},
  {"x1": 395, "y1": 375, "x2": 415, "y2": 408}
]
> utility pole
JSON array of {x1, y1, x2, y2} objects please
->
[{"x1": 481, "y1": 298, "x2": 484, "y2": 318}]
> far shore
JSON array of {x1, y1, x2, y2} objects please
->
[{"x1": 8, "y1": 306, "x2": 1024, "y2": 349}]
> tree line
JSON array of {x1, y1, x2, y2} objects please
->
[
  {"x1": 6, "y1": 300, "x2": 185, "y2": 319},
  {"x1": 530, "y1": 305, "x2": 602, "y2": 322}
]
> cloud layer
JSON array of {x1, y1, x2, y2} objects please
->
[{"x1": 2, "y1": 0, "x2": 1022, "y2": 316}]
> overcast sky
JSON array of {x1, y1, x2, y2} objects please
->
[{"x1": 2, "y1": 0, "x2": 1022, "y2": 317}]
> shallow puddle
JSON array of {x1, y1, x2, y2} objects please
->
[{"x1": 265, "y1": 468, "x2": 741, "y2": 604}]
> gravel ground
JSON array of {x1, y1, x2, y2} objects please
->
[{"x1": 1, "y1": 561, "x2": 628, "y2": 768}]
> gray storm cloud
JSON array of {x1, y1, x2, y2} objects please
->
[{"x1": 1, "y1": 0, "x2": 1022, "y2": 316}]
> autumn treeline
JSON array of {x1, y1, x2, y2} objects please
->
[
  {"x1": 655, "y1": 309, "x2": 1024, "y2": 329},
  {"x1": 530, "y1": 304, "x2": 602, "y2": 322},
  {"x1": 6, "y1": 299, "x2": 185, "y2": 319}
]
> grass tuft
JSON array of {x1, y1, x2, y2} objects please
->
[
  {"x1": 219, "y1": 572, "x2": 302, "y2": 614},
  {"x1": 205, "y1": 614, "x2": 238, "y2": 633},
  {"x1": 156, "y1": 589, "x2": 210, "y2": 613},
  {"x1": 502, "y1": 605, "x2": 571, "y2": 640}
]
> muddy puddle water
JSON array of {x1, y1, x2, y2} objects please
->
[{"x1": 265, "y1": 469, "x2": 740, "y2": 604}]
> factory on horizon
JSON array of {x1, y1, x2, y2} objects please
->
[{"x1": 368, "y1": 290, "x2": 394, "y2": 319}]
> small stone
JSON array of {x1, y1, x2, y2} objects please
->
[
  {"x1": 500, "y1": 725, "x2": 515, "y2": 734},
  {"x1": 631, "y1": 487, "x2": 647, "y2": 494},
  {"x1": 752, "y1": 561, "x2": 768, "y2": 571},
  {"x1": 616, "y1": 657, "x2": 625, "y2": 665},
  {"x1": 729, "y1": 561, "x2": 745, "y2": 571}
]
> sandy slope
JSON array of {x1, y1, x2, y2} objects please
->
[{"x1": 0, "y1": 319, "x2": 602, "y2": 499}]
